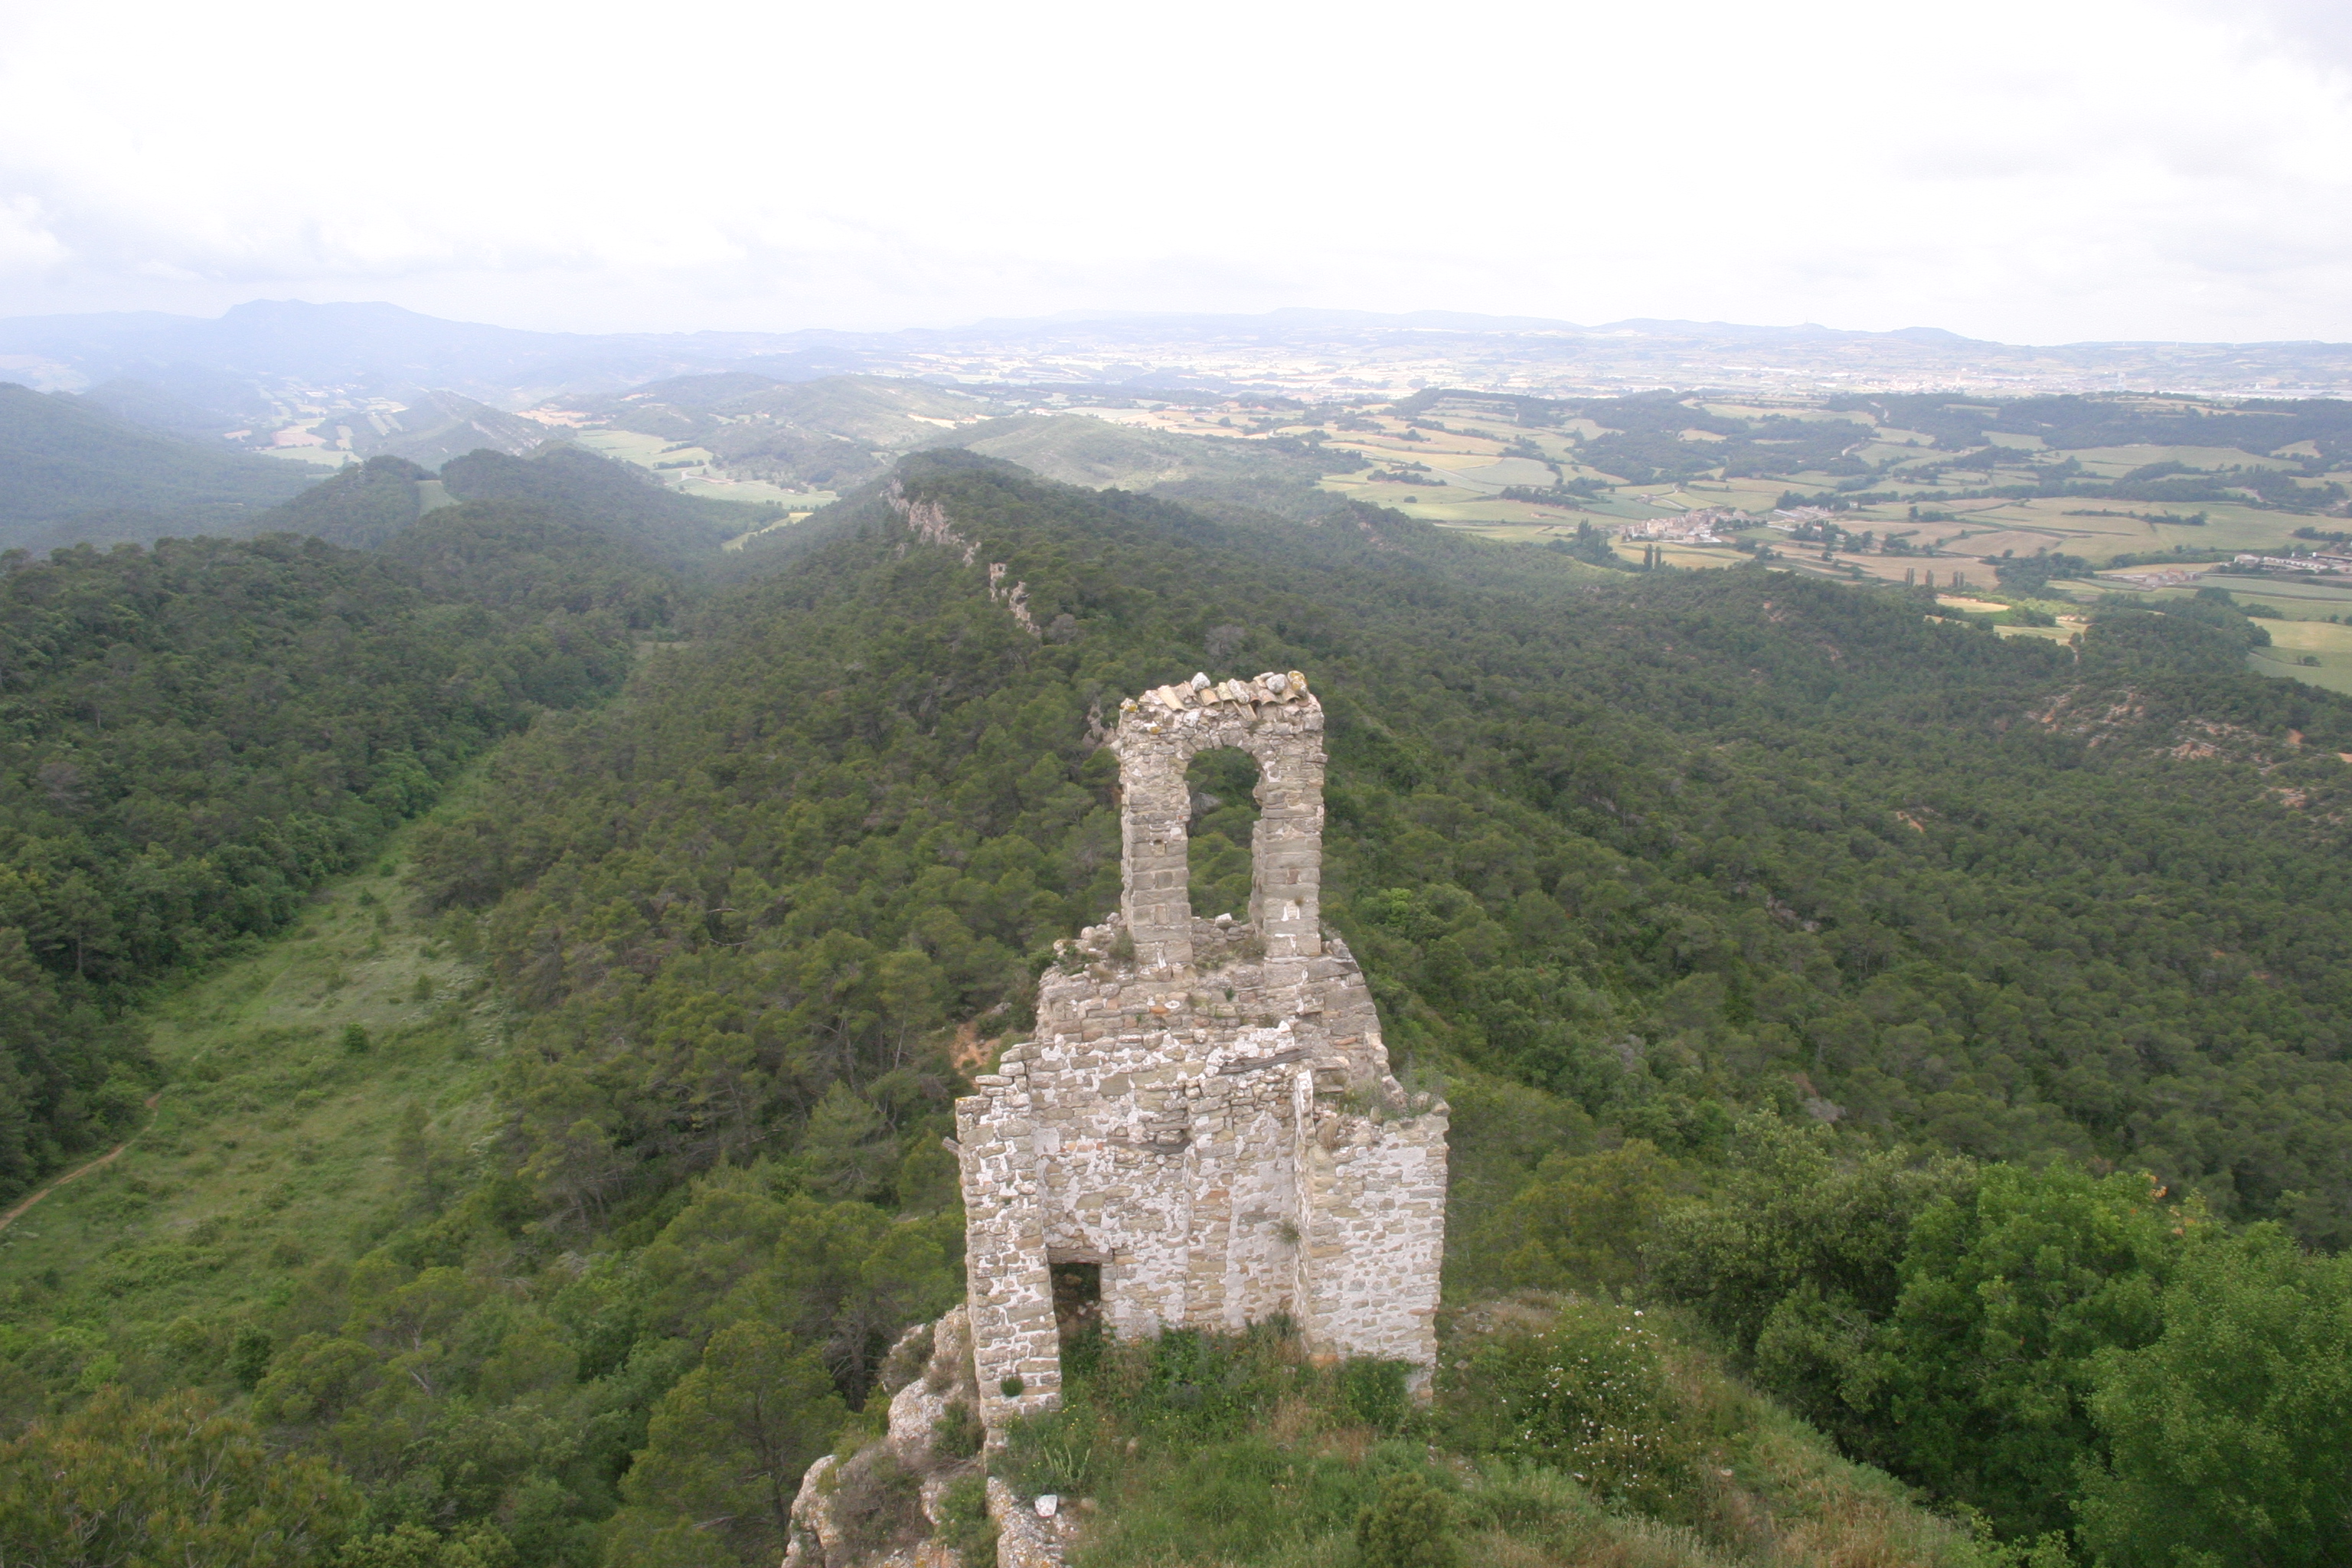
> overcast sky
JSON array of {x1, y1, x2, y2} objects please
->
[{"x1": 2, "y1": 0, "x2": 2348, "y2": 344}]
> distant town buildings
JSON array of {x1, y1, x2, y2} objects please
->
[
  {"x1": 1622, "y1": 507, "x2": 1745, "y2": 544},
  {"x1": 2233, "y1": 553, "x2": 2352, "y2": 575},
  {"x1": 2109, "y1": 568, "x2": 2210, "y2": 589}
]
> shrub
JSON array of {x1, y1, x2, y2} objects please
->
[
  {"x1": 830, "y1": 1449, "x2": 926, "y2": 1560},
  {"x1": 933, "y1": 1400, "x2": 983, "y2": 1460},
  {"x1": 937, "y1": 1475, "x2": 998, "y2": 1568},
  {"x1": 1002, "y1": 1403, "x2": 1102, "y2": 1497},
  {"x1": 1357, "y1": 1471, "x2": 1458, "y2": 1568},
  {"x1": 1340, "y1": 1357, "x2": 1410, "y2": 1433},
  {"x1": 230, "y1": 1326, "x2": 274, "y2": 1391},
  {"x1": 1446, "y1": 1302, "x2": 1692, "y2": 1511}
]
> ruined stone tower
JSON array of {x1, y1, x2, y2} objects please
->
[{"x1": 952, "y1": 671, "x2": 1449, "y2": 1436}]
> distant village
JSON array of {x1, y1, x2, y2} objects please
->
[
  {"x1": 1617, "y1": 505, "x2": 1771, "y2": 545},
  {"x1": 1618, "y1": 504, "x2": 1848, "y2": 547},
  {"x1": 2107, "y1": 567, "x2": 2209, "y2": 590},
  {"x1": 2233, "y1": 551, "x2": 2352, "y2": 575}
]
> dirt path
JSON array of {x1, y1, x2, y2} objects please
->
[{"x1": 0, "y1": 1089, "x2": 164, "y2": 1236}]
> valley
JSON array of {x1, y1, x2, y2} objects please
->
[{"x1": 0, "y1": 818, "x2": 494, "y2": 1359}]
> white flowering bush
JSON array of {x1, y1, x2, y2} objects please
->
[{"x1": 1447, "y1": 1302, "x2": 1693, "y2": 1513}]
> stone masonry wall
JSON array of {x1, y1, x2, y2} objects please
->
[{"x1": 955, "y1": 672, "x2": 1449, "y2": 1437}]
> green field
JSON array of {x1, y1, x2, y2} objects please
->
[
  {"x1": 573, "y1": 429, "x2": 707, "y2": 468},
  {"x1": 0, "y1": 812, "x2": 498, "y2": 1348},
  {"x1": 721, "y1": 510, "x2": 820, "y2": 550},
  {"x1": 253, "y1": 444, "x2": 354, "y2": 469},
  {"x1": 2187, "y1": 573, "x2": 2352, "y2": 611},
  {"x1": 2249, "y1": 616, "x2": 2352, "y2": 694}
]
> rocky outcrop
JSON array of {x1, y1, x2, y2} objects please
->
[
  {"x1": 888, "y1": 481, "x2": 1037, "y2": 638},
  {"x1": 887, "y1": 1307, "x2": 978, "y2": 1472},
  {"x1": 783, "y1": 1308, "x2": 1017, "y2": 1568},
  {"x1": 988, "y1": 1478, "x2": 1077, "y2": 1568}
]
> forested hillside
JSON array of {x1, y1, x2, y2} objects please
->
[
  {"x1": 422, "y1": 452, "x2": 2352, "y2": 1236},
  {"x1": 253, "y1": 445, "x2": 764, "y2": 556},
  {"x1": 0, "y1": 503, "x2": 681, "y2": 1201},
  {"x1": 0, "y1": 382, "x2": 315, "y2": 546},
  {"x1": 4, "y1": 451, "x2": 2349, "y2": 1567}
]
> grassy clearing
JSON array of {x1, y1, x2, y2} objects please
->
[
  {"x1": 0, "y1": 808, "x2": 500, "y2": 1403},
  {"x1": 2248, "y1": 617, "x2": 2352, "y2": 694},
  {"x1": 679, "y1": 474, "x2": 822, "y2": 507},
  {"x1": 572, "y1": 430, "x2": 687, "y2": 467}
]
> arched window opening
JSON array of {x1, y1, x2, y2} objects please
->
[{"x1": 1186, "y1": 747, "x2": 1260, "y2": 921}]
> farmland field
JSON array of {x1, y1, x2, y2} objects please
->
[
  {"x1": 573, "y1": 429, "x2": 699, "y2": 466},
  {"x1": 2248, "y1": 616, "x2": 2352, "y2": 694}
]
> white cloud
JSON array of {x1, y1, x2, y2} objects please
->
[{"x1": 1, "y1": 0, "x2": 2349, "y2": 341}]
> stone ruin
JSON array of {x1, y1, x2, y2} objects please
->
[
  {"x1": 783, "y1": 671, "x2": 1450, "y2": 1568},
  {"x1": 952, "y1": 668, "x2": 1449, "y2": 1437}
]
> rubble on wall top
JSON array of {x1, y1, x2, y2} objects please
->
[{"x1": 1122, "y1": 669, "x2": 1314, "y2": 716}]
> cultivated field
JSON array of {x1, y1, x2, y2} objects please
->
[{"x1": 2249, "y1": 616, "x2": 2352, "y2": 694}]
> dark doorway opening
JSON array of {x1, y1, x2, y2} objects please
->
[{"x1": 1051, "y1": 1259, "x2": 1102, "y2": 1344}]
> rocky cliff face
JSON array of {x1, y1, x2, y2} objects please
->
[{"x1": 782, "y1": 1306, "x2": 1078, "y2": 1568}]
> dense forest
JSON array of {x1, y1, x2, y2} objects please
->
[
  {"x1": 2, "y1": 450, "x2": 2349, "y2": 1567},
  {"x1": 0, "y1": 500, "x2": 681, "y2": 1202},
  {"x1": 254, "y1": 446, "x2": 763, "y2": 557}
]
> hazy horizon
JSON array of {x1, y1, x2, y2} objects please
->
[{"x1": 8, "y1": 296, "x2": 2352, "y2": 354}]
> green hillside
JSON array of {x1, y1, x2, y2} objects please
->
[
  {"x1": 73, "y1": 377, "x2": 250, "y2": 441},
  {"x1": 439, "y1": 446, "x2": 766, "y2": 560},
  {"x1": 3, "y1": 455, "x2": 2349, "y2": 1567},
  {"x1": 479, "y1": 453, "x2": 2352, "y2": 1241},
  {"x1": 0, "y1": 381, "x2": 315, "y2": 547},
  {"x1": 0, "y1": 505, "x2": 681, "y2": 1205},
  {"x1": 246, "y1": 445, "x2": 766, "y2": 557},
  {"x1": 244, "y1": 455, "x2": 437, "y2": 549}
]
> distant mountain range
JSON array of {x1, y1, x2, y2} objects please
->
[{"x1": 6, "y1": 301, "x2": 2352, "y2": 413}]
